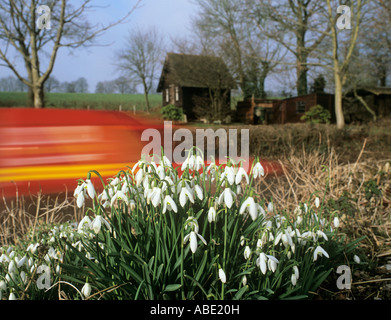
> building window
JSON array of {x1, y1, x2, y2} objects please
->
[
  {"x1": 296, "y1": 101, "x2": 306, "y2": 114},
  {"x1": 166, "y1": 89, "x2": 170, "y2": 103},
  {"x1": 175, "y1": 87, "x2": 179, "y2": 102}
]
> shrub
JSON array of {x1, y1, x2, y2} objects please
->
[
  {"x1": 301, "y1": 105, "x2": 331, "y2": 124},
  {"x1": 161, "y1": 104, "x2": 184, "y2": 121}
]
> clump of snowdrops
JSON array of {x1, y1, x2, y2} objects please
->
[{"x1": 0, "y1": 148, "x2": 363, "y2": 300}]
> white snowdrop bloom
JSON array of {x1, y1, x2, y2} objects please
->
[
  {"x1": 111, "y1": 190, "x2": 129, "y2": 206},
  {"x1": 17, "y1": 256, "x2": 27, "y2": 268},
  {"x1": 257, "y1": 205, "x2": 266, "y2": 218},
  {"x1": 239, "y1": 197, "x2": 258, "y2": 221},
  {"x1": 333, "y1": 216, "x2": 340, "y2": 228},
  {"x1": 161, "y1": 155, "x2": 172, "y2": 168},
  {"x1": 150, "y1": 187, "x2": 162, "y2": 208},
  {"x1": 8, "y1": 260, "x2": 16, "y2": 274},
  {"x1": 244, "y1": 246, "x2": 251, "y2": 260},
  {"x1": 315, "y1": 197, "x2": 320, "y2": 209},
  {"x1": 293, "y1": 266, "x2": 299, "y2": 280},
  {"x1": 184, "y1": 230, "x2": 207, "y2": 254},
  {"x1": 252, "y1": 162, "x2": 265, "y2": 179},
  {"x1": 179, "y1": 186, "x2": 194, "y2": 207},
  {"x1": 76, "y1": 191, "x2": 85, "y2": 208},
  {"x1": 242, "y1": 275, "x2": 247, "y2": 286},
  {"x1": 219, "y1": 268, "x2": 227, "y2": 284},
  {"x1": 235, "y1": 167, "x2": 249, "y2": 185},
  {"x1": 274, "y1": 232, "x2": 283, "y2": 246},
  {"x1": 353, "y1": 255, "x2": 361, "y2": 264},
  {"x1": 81, "y1": 282, "x2": 92, "y2": 298},
  {"x1": 221, "y1": 166, "x2": 235, "y2": 185},
  {"x1": 218, "y1": 188, "x2": 236, "y2": 209},
  {"x1": 110, "y1": 177, "x2": 120, "y2": 186},
  {"x1": 91, "y1": 215, "x2": 111, "y2": 234},
  {"x1": 208, "y1": 207, "x2": 217, "y2": 223},
  {"x1": 135, "y1": 168, "x2": 145, "y2": 186},
  {"x1": 194, "y1": 155, "x2": 204, "y2": 171},
  {"x1": 317, "y1": 230, "x2": 328, "y2": 241},
  {"x1": 194, "y1": 185, "x2": 203, "y2": 201},
  {"x1": 8, "y1": 292, "x2": 17, "y2": 300},
  {"x1": 85, "y1": 179, "x2": 95, "y2": 199},
  {"x1": 78, "y1": 216, "x2": 92, "y2": 233},
  {"x1": 291, "y1": 273, "x2": 297, "y2": 286},
  {"x1": 313, "y1": 246, "x2": 329, "y2": 261},
  {"x1": 162, "y1": 195, "x2": 177, "y2": 214},
  {"x1": 267, "y1": 202, "x2": 274, "y2": 213},
  {"x1": 267, "y1": 255, "x2": 279, "y2": 273},
  {"x1": 240, "y1": 236, "x2": 245, "y2": 246},
  {"x1": 257, "y1": 252, "x2": 268, "y2": 275},
  {"x1": 0, "y1": 280, "x2": 7, "y2": 291}
]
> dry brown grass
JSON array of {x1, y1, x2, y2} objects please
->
[{"x1": 0, "y1": 190, "x2": 83, "y2": 247}]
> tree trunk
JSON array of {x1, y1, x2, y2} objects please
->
[
  {"x1": 296, "y1": 63, "x2": 308, "y2": 96},
  {"x1": 334, "y1": 73, "x2": 345, "y2": 129},
  {"x1": 32, "y1": 85, "x2": 45, "y2": 108}
]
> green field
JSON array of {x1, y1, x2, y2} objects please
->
[{"x1": 0, "y1": 91, "x2": 163, "y2": 111}]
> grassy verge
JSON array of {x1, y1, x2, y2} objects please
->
[{"x1": 0, "y1": 92, "x2": 162, "y2": 111}]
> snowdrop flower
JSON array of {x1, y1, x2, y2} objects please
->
[
  {"x1": 293, "y1": 266, "x2": 299, "y2": 280},
  {"x1": 85, "y1": 179, "x2": 95, "y2": 199},
  {"x1": 150, "y1": 187, "x2": 162, "y2": 207},
  {"x1": 8, "y1": 260, "x2": 16, "y2": 273},
  {"x1": 242, "y1": 275, "x2": 247, "y2": 286},
  {"x1": 239, "y1": 197, "x2": 258, "y2": 221},
  {"x1": 78, "y1": 216, "x2": 92, "y2": 233},
  {"x1": 81, "y1": 282, "x2": 92, "y2": 298},
  {"x1": 208, "y1": 206, "x2": 217, "y2": 223},
  {"x1": 91, "y1": 215, "x2": 111, "y2": 234},
  {"x1": 317, "y1": 230, "x2": 328, "y2": 241},
  {"x1": 333, "y1": 216, "x2": 340, "y2": 228},
  {"x1": 313, "y1": 245, "x2": 329, "y2": 261},
  {"x1": 219, "y1": 268, "x2": 227, "y2": 284},
  {"x1": 135, "y1": 168, "x2": 145, "y2": 186},
  {"x1": 76, "y1": 191, "x2": 85, "y2": 208},
  {"x1": 267, "y1": 255, "x2": 279, "y2": 273},
  {"x1": 111, "y1": 190, "x2": 129, "y2": 206},
  {"x1": 315, "y1": 197, "x2": 320, "y2": 209},
  {"x1": 244, "y1": 246, "x2": 251, "y2": 260},
  {"x1": 252, "y1": 162, "x2": 265, "y2": 178},
  {"x1": 8, "y1": 292, "x2": 17, "y2": 300},
  {"x1": 267, "y1": 202, "x2": 274, "y2": 214},
  {"x1": 218, "y1": 188, "x2": 236, "y2": 209},
  {"x1": 256, "y1": 252, "x2": 268, "y2": 275},
  {"x1": 235, "y1": 167, "x2": 249, "y2": 185},
  {"x1": 353, "y1": 255, "x2": 361, "y2": 264},
  {"x1": 179, "y1": 186, "x2": 194, "y2": 207},
  {"x1": 194, "y1": 185, "x2": 203, "y2": 201},
  {"x1": 17, "y1": 256, "x2": 27, "y2": 268},
  {"x1": 0, "y1": 280, "x2": 6, "y2": 291},
  {"x1": 184, "y1": 231, "x2": 207, "y2": 254},
  {"x1": 162, "y1": 195, "x2": 178, "y2": 214},
  {"x1": 221, "y1": 166, "x2": 235, "y2": 185}
]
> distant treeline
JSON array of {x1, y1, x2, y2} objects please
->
[{"x1": 0, "y1": 75, "x2": 140, "y2": 95}]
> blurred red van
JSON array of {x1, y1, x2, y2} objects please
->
[{"x1": 0, "y1": 108, "x2": 153, "y2": 198}]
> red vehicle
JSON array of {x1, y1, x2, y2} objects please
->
[
  {"x1": 0, "y1": 108, "x2": 283, "y2": 198},
  {"x1": 0, "y1": 108, "x2": 156, "y2": 198}
]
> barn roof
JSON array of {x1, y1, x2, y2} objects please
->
[{"x1": 157, "y1": 53, "x2": 236, "y2": 92}]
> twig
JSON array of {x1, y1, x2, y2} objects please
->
[{"x1": 352, "y1": 278, "x2": 391, "y2": 286}]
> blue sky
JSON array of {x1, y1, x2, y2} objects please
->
[{"x1": 1, "y1": 0, "x2": 198, "y2": 92}]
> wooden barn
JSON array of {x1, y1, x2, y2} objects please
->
[
  {"x1": 344, "y1": 87, "x2": 391, "y2": 123},
  {"x1": 236, "y1": 96, "x2": 281, "y2": 124},
  {"x1": 272, "y1": 93, "x2": 335, "y2": 124},
  {"x1": 236, "y1": 93, "x2": 335, "y2": 124},
  {"x1": 157, "y1": 53, "x2": 236, "y2": 121}
]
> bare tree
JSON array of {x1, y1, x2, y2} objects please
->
[
  {"x1": 0, "y1": 0, "x2": 141, "y2": 108},
  {"x1": 323, "y1": 0, "x2": 368, "y2": 129},
  {"x1": 191, "y1": 0, "x2": 285, "y2": 99},
  {"x1": 247, "y1": 0, "x2": 330, "y2": 96},
  {"x1": 115, "y1": 27, "x2": 164, "y2": 112}
]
